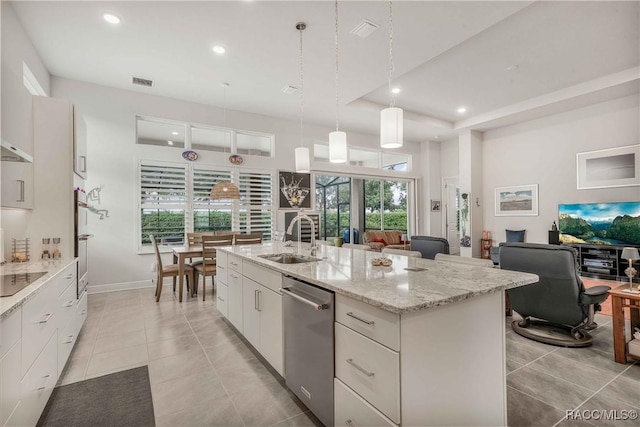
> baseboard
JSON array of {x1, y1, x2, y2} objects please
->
[{"x1": 88, "y1": 280, "x2": 155, "y2": 294}]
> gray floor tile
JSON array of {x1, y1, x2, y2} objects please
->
[
  {"x1": 203, "y1": 335, "x2": 255, "y2": 368},
  {"x1": 555, "y1": 416, "x2": 597, "y2": 426},
  {"x1": 596, "y1": 375, "x2": 640, "y2": 409},
  {"x1": 155, "y1": 395, "x2": 243, "y2": 427},
  {"x1": 270, "y1": 411, "x2": 322, "y2": 427},
  {"x1": 506, "y1": 338, "x2": 551, "y2": 365},
  {"x1": 215, "y1": 354, "x2": 281, "y2": 395},
  {"x1": 507, "y1": 365, "x2": 594, "y2": 410},
  {"x1": 579, "y1": 392, "x2": 640, "y2": 427},
  {"x1": 621, "y1": 362, "x2": 640, "y2": 382},
  {"x1": 147, "y1": 334, "x2": 202, "y2": 361},
  {"x1": 506, "y1": 329, "x2": 560, "y2": 354},
  {"x1": 555, "y1": 347, "x2": 628, "y2": 376},
  {"x1": 145, "y1": 322, "x2": 194, "y2": 343},
  {"x1": 506, "y1": 358, "x2": 524, "y2": 374},
  {"x1": 228, "y1": 380, "x2": 306, "y2": 426},
  {"x1": 151, "y1": 370, "x2": 227, "y2": 418},
  {"x1": 86, "y1": 344, "x2": 148, "y2": 376},
  {"x1": 93, "y1": 330, "x2": 147, "y2": 355},
  {"x1": 506, "y1": 386, "x2": 566, "y2": 427},
  {"x1": 526, "y1": 352, "x2": 619, "y2": 392},
  {"x1": 97, "y1": 318, "x2": 145, "y2": 337},
  {"x1": 148, "y1": 347, "x2": 211, "y2": 385}
]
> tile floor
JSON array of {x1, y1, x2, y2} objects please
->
[{"x1": 57, "y1": 286, "x2": 640, "y2": 427}]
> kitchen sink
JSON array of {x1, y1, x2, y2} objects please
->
[{"x1": 258, "y1": 253, "x2": 320, "y2": 264}]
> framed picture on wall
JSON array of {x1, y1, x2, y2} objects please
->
[
  {"x1": 431, "y1": 200, "x2": 441, "y2": 212},
  {"x1": 495, "y1": 184, "x2": 539, "y2": 216},
  {"x1": 278, "y1": 171, "x2": 312, "y2": 209},
  {"x1": 577, "y1": 145, "x2": 640, "y2": 189}
]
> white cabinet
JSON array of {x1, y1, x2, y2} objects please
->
[
  {"x1": 21, "y1": 283, "x2": 58, "y2": 377},
  {"x1": 227, "y1": 270, "x2": 243, "y2": 332},
  {"x1": 76, "y1": 290, "x2": 88, "y2": 336},
  {"x1": 216, "y1": 282, "x2": 229, "y2": 318},
  {"x1": 1, "y1": 162, "x2": 34, "y2": 209},
  {"x1": 242, "y1": 276, "x2": 283, "y2": 375},
  {"x1": 1, "y1": 309, "x2": 22, "y2": 427},
  {"x1": 334, "y1": 378, "x2": 395, "y2": 427},
  {"x1": 73, "y1": 109, "x2": 87, "y2": 179}
]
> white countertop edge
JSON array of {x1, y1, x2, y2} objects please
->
[{"x1": 1, "y1": 258, "x2": 78, "y2": 319}]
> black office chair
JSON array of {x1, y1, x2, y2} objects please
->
[
  {"x1": 500, "y1": 243, "x2": 610, "y2": 347},
  {"x1": 410, "y1": 236, "x2": 450, "y2": 259}
]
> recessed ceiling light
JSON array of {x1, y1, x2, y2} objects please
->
[
  {"x1": 391, "y1": 87, "x2": 401, "y2": 94},
  {"x1": 212, "y1": 45, "x2": 226, "y2": 55},
  {"x1": 167, "y1": 140, "x2": 174, "y2": 146},
  {"x1": 103, "y1": 14, "x2": 121, "y2": 24},
  {"x1": 507, "y1": 64, "x2": 519, "y2": 71},
  {"x1": 171, "y1": 131, "x2": 178, "y2": 136},
  {"x1": 457, "y1": 107, "x2": 467, "y2": 114}
]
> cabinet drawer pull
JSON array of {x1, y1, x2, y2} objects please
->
[
  {"x1": 346, "y1": 358, "x2": 375, "y2": 377},
  {"x1": 346, "y1": 312, "x2": 375, "y2": 325},
  {"x1": 64, "y1": 335, "x2": 74, "y2": 344},
  {"x1": 230, "y1": 274, "x2": 239, "y2": 279},
  {"x1": 64, "y1": 300, "x2": 75, "y2": 307},
  {"x1": 38, "y1": 313, "x2": 54, "y2": 324},
  {"x1": 79, "y1": 310, "x2": 87, "y2": 316},
  {"x1": 36, "y1": 386, "x2": 46, "y2": 391},
  {"x1": 64, "y1": 274, "x2": 74, "y2": 279},
  {"x1": 80, "y1": 155, "x2": 87, "y2": 173},
  {"x1": 17, "y1": 180, "x2": 25, "y2": 202},
  {"x1": 345, "y1": 420, "x2": 354, "y2": 427},
  {"x1": 254, "y1": 289, "x2": 259, "y2": 311},
  {"x1": 217, "y1": 296, "x2": 225, "y2": 302}
]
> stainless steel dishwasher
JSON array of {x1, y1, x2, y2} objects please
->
[{"x1": 281, "y1": 276, "x2": 334, "y2": 427}]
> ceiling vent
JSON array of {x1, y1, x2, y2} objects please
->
[
  {"x1": 132, "y1": 76, "x2": 153, "y2": 87},
  {"x1": 350, "y1": 20, "x2": 379, "y2": 38},
  {"x1": 281, "y1": 85, "x2": 298, "y2": 95}
]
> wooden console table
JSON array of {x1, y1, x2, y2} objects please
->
[
  {"x1": 609, "y1": 284, "x2": 640, "y2": 363},
  {"x1": 480, "y1": 239, "x2": 492, "y2": 259}
]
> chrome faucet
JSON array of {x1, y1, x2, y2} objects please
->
[{"x1": 286, "y1": 213, "x2": 317, "y2": 257}]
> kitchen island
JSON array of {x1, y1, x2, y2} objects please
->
[{"x1": 216, "y1": 242, "x2": 538, "y2": 426}]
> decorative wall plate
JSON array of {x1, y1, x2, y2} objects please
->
[
  {"x1": 182, "y1": 150, "x2": 198, "y2": 161},
  {"x1": 229, "y1": 154, "x2": 243, "y2": 165}
]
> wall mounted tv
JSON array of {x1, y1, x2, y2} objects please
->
[{"x1": 558, "y1": 201, "x2": 640, "y2": 246}]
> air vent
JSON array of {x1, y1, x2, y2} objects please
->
[
  {"x1": 132, "y1": 76, "x2": 153, "y2": 87},
  {"x1": 281, "y1": 85, "x2": 298, "y2": 95},
  {"x1": 350, "y1": 20, "x2": 379, "y2": 38}
]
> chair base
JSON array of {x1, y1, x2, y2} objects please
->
[{"x1": 511, "y1": 319, "x2": 593, "y2": 348}]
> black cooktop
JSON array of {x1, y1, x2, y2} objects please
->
[{"x1": 0, "y1": 272, "x2": 47, "y2": 297}]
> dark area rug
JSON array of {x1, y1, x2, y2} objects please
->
[{"x1": 37, "y1": 366, "x2": 155, "y2": 427}]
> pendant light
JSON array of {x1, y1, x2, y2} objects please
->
[
  {"x1": 210, "y1": 82, "x2": 240, "y2": 200},
  {"x1": 380, "y1": 0, "x2": 403, "y2": 149},
  {"x1": 294, "y1": 22, "x2": 311, "y2": 173},
  {"x1": 329, "y1": 0, "x2": 347, "y2": 163}
]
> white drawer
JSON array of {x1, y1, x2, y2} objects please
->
[
  {"x1": 17, "y1": 332, "x2": 58, "y2": 427},
  {"x1": 216, "y1": 251, "x2": 228, "y2": 284},
  {"x1": 228, "y1": 254, "x2": 242, "y2": 273},
  {"x1": 57, "y1": 316, "x2": 77, "y2": 376},
  {"x1": 335, "y1": 378, "x2": 396, "y2": 427},
  {"x1": 335, "y1": 294, "x2": 400, "y2": 351},
  {"x1": 242, "y1": 261, "x2": 282, "y2": 294},
  {"x1": 216, "y1": 283, "x2": 229, "y2": 318},
  {"x1": 1, "y1": 339, "x2": 21, "y2": 427},
  {"x1": 228, "y1": 270, "x2": 242, "y2": 287},
  {"x1": 21, "y1": 283, "x2": 58, "y2": 376},
  {"x1": 335, "y1": 323, "x2": 400, "y2": 424},
  {"x1": 56, "y1": 281, "x2": 77, "y2": 332},
  {"x1": 76, "y1": 290, "x2": 88, "y2": 336},
  {"x1": 0, "y1": 308, "x2": 21, "y2": 360},
  {"x1": 54, "y1": 262, "x2": 77, "y2": 296}
]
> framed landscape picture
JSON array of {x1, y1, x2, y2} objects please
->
[
  {"x1": 577, "y1": 144, "x2": 640, "y2": 189},
  {"x1": 495, "y1": 184, "x2": 539, "y2": 216}
]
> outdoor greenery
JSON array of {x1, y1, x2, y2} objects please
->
[{"x1": 141, "y1": 210, "x2": 185, "y2": 244}]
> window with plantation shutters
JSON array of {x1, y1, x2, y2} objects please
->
[
  {"x1": 139, "y1": 162, "x2": 187, "y2": 246},
  {"x1": 238, "y1": 170, "x2": 274, "y2": 240},
  {"x1": 193, "y1": 167, "x2": 233, "y2": 233}
]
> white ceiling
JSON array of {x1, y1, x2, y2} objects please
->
[{"x1": 10, "y1": 1, "x2": 640, "y2": 143}]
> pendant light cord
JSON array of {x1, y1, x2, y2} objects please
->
[
  {"x1": 298, "y1": 23, "x2": 305, "y2": 148},
  {"x1": 335, "y1": 0, "x2": 340, "y2": 132},
  {"x1": 388, "y1": 0, "x2": 395, "y2": 109}
]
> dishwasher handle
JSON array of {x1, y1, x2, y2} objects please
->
[{"x1": 280, "y1": 287, "x2": 330, "y2": 311}]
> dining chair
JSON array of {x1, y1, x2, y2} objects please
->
[
  {"x1": 216, "y1": 231, "x2": 241, "y2": 237},
  {"x1": 382, "y1": 247, "x2": 422, "y2": 257},
  {"x1": 342, "y1": 243, "x2": 372, "y2": 251},
  {"x1": 151, "y1": 235, "x2": 194, "y2": 302},
  {"x1": 186, "y1": 232, "x2": 214, "y2": 266},
  {"x1": 234, "y1": 232, "x2": 263, "y2": 245},
  {"x1": 193, "y1": 235, "x2": 234, "y2": 300}
]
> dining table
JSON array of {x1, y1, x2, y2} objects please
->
[{"x1": 172, "y1": 245, "x2": 203, "y2": 302}]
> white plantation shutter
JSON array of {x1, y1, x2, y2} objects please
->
[
  {"x1": 192, "y1": 167, "x2": 233, "y2": 208},
  {"x1": 238, "y1": 170, "x2": 274, "y2": 239},
  {"x1": 139, "y1": 162, "x2": 187, "y2": 246}
]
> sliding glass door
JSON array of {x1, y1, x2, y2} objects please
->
[{"x1": 364, "y1": 179, "x2": 408, "y2": 233}]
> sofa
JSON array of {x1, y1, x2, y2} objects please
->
[{"x1": 362, "y1": 230, "x2": 405, "y2": 251}]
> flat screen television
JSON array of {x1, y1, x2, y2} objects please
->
[{"x1": 558, "y1": 201, "x2": 640, "y2": 246}]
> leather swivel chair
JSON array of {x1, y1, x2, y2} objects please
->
[
  {"x1": 500, "y1": 243, "x2": 610, "y2": 347},
  {"x1": 410, "y1": 236, "x2": 450, "y2": 259}
]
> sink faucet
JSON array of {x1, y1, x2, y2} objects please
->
[{"x1": 286, "y1": 213, "x2": 317, "y2": 257}]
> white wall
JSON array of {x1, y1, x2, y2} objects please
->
[
  {"x1": 1, "y1": 1, "x2": 50, "y2": 260},
  {"x1": 51, "y1": 77, "x2": 421, "y2": 289},
  {"x1": 418, "y1": 140, "x2": 443, "y2": 237},
  {"x1": 482, "y1": 94, "x2": 640, "y2": 244}
]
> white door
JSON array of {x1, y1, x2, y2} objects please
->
[{"x1": 443, "y1": 177, "x2": 460, "y2": 255}]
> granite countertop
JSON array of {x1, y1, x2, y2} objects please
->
[
  {"x1": 218, "y1": 242, "x2": 538, "y2": 314},
  {"x1": 1, "y1": 258, "x2": 77, "y2": 319}
]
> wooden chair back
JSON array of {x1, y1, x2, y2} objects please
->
[
  {"x1": 234, "y1": 232, "x2": 263, "y2": 245},
  {"x1": 150, "y1": 235, "x2": 163, "y2": 271}
]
